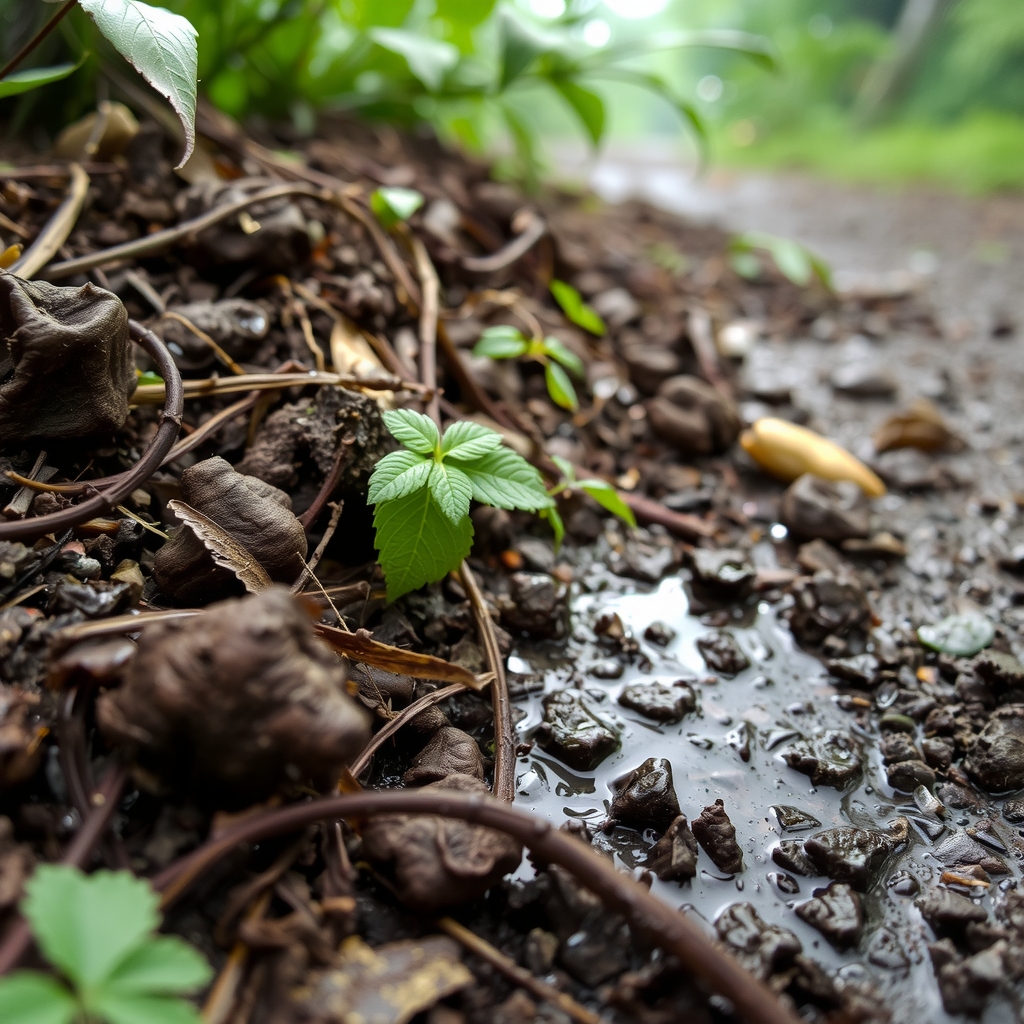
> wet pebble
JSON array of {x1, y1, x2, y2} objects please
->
[
  {"x1": 780, "y1": 474, "x2": 870, "y2": 542},
  {"x1": 692, "y1": 799, "x2": 743, "y2": 874},
  {"x1": 829, "y1": 358, "x2": 898, "y2": 398},
  {"x1": 803, "y1": 824, "x2": 900, "y2": 890},
  {"x1": 794, "y1": 883, "x2": 864, "y2": 949},
  {"x1": 690, "y1": 548, "x2": 755, "y2": 597},
  {"x1": 772, "y1": 840, "x2": 817, "y2": 877},
  {"x1": 715, "y1": 903, "x2": 801, "y2": 981},
  {"x1": 695, "y1": 631, "x2": 750, "y2": 676},
  {"x1": 617, "y1": 680, "x2": 696, "y2": 723},
  {"x1": 642, "y1": 620, "x2": 676, "y2": 646},
  {"x1": 608, "y1": 757, "x2": 680, "y2": 833},
  {"x1": 916, "y1": 888, "x2": 988, "y2": 938},
  {"x1": 886, "y1": 759, "x2": 937, "y2": 793},
  {"x1": 782, "y1": 730, "x2": 863, "y2": 788},
  {"x1": 964, "y1": 705, "x2": 1024, "y2": 791},
  {"x1": 646, "y1": 814, "x2": 699, "y2": 882},
  {"x1": 646, "y1": 375, "x2": 741, "y2": 455},
  {"x1": 500, "y1": 573, "x2": 568, "y2": 639},
  {"x1": 535, "y1": 691, "x2": 620, "y2": 771},
  {"x1": 772, "y1": 805, "x2": 822, "y2": 833}
]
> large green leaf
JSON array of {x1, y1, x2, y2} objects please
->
[
  {"x1": 427, "y1": 461, "x2": 472, "y2": 522},
  {"x1": 0, "y1": 973, "x2": 77, "y2": 1024},
  {"x1": 374, "y1": 487, "x2": 473, "y2": 601},
  {"x1": 79, "y1": 0, "x2": 198, "y2": 168},
  {"x1": 551, "y1": 79, "x2": 605, "y2": 146},
  {"x1": 382, "y1": 408, "x2": 439, "y2": 455},
  {"x1": 449, "y1": 448, "x2": 553, "y2": 511},
  {"x1": 367, "y1": 450, "x2": 433, "y2": 505},
  {"x1": 23, "y1": 866, "x2": 160, "y2": 989},
  {"x1": 370, "y1": 29, "x2": 458, "y2": 91},
  {"x1": 498, "y1": 9, "x2": 545, "y2": 89},
  {"x1": 0, "y1": 59, "x2": 85, "y2": 100},
  {"x1": 101, "y1": 937, "x2": 212, "y2": 995},
  {"x1": 87, "y1": 991, "x2": 203, "y2": 1024}
]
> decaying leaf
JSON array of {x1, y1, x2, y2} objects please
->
[
  {"x1": 0, "y1": 272, "x2": 135, "y2": 446},
  {"x1": 97, "y1": 588, "x2": 369, "y2": 804},
  {"x1": 293, "y1": 935, "x2": 472, "y2": 1024},
  {"x1": 166, "y1": 499, "x2": 272, "y2": 594},
  {"x1": 873, "y1": 398, "x2": 959, "y2": 454},
  {"x1": 360, "y1": 775, "x2": 523, "y2": 912}
]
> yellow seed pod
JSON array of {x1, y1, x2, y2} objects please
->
[
  {"x1": 740, "y1": 417, "x2": 886, "y2": 497},
  {"x1": 0, "y1": 244, "x2": 21, "y2": 270}
]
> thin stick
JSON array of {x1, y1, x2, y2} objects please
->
[
  {"x1": 202, "y1": 891, "x2": 272, "y2": 1024},
  {"x1": 687, "y1": 307, "x2": 732, "y2": 400},
  {"x1": 10, "y1": 163, "x2": 89, "y2": 280},
  {"x1": 463, "y1": 212, "x2": 547, "y2": 273},
  {"x1": 293, "y1": 501, "x2": 344, "y2": 590},
  {"x1": 0, "y1": 0, "x2": 77, "y2": 81},
  {"x1": 460, "y1": 561, "x2": 515, "y2": 804},
  {"x1": 149, "y1": 789, "x2": 803, "y2": 1024},
  {"x1": 437, "y1": 917, "x2": 602, "y2": 1024},
  {"x1": 43, "y1": 183, "x2": 333, "y2": 280},
  {"x1": 349, "y1": 682, "x2": 467, "y2": 779},
  {"x1": 410, "y1": 234, "x2": 441, "y2": 425},
  {"x1": 160, "y1": 311, "x2": 246, "y2": 375}
]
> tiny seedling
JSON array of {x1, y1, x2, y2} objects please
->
[
  {"x1": 543, "y1": 455, "x2": 636, "y2": 549},
  {"x1": 549, "y1": 280, "x2": 606, "y2": 337},
  {"x1": 472, "y1": 325, "x2": 585, "y2": 412},
  {"x1": 370, "y1": 187, "x2": 425, "y2": 229},
  {"x1": 728, "y1": 232, "x2": 832, "y2": 290},
  {"x1": 0, "y1": 864, "x2": 212, "y2": 1024},
  {"x1": 369, "y1": 410, "x2": 554, "y2": 600}
]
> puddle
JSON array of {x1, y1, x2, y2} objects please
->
[{"x1": 511, "y1": 573, "x2": 1022, "y2": 1023}]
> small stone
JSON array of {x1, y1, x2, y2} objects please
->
[
  {"x1": 589, "y1": 659, "x2": 624, "y2": 680},
  {"x1": 781, "y1": 474, "x2": 870, "y2": 543},
  {"x1": 825, "y1": 653, "x2": 880, "y2": 687},
  {"x1": 830, "y1": 359, "x2": 897, "y2": 398},
  {"x1": 690, "y1": 548, "x2": 755, "y2": 596},
  {"x1": 923, "y1": 736, "x2": 955, "y2": 771},
  {"x1": 782, "y1": 730, "x2": 863, "y2": 788},
  {"x1": 608, "y1": 757, "x2": 680, "y2": 833},
  {"x1": 608, "y1": 536, "x2": 675, "y2": 584},
  {"x1": 880, "y1": 732, "x2": 920, "y2": 764},
  {"x1": 1002, "y1": 798, "x2": 1024, "y2": 823},
  {"x1": 794, "y1": 883, "x2": 864, "y2": 949},
  {"x1": 715, "y1": 903, "x2": 802, "y2": 982},
  {"x1": 933, "y1": 829, "x2": 1008, "y2": 875},
  {"x1": 622, "y1": 346, "x2": 682, "y2": 395},
  {"x1": 696, "y1": 631, "x2": 750, "y2": 676},
  {"x1": 964, "y1": 705, "x2": 1024, "y2": 791},
  {"x1": 646, "y1": 375, "x2": 741, "y2": 455},
  {"x1": 803, "y1": 825, "x2": 898, "y2": 890},
  {"x1": 691, "y1": 799, "x2": 743, "y2": 874},
  {"x1": 867, "y1": 928, "x2": 909, "y2": 971},
  {"x1": 772, "y1": 840, "x2": 817, "y2": 877},
  {"x1": 642, "y1": 620, "x2": 676, "y2": 646},
  {"x1": 771, "y1": 805, "x2": 822, "y2": 833},
  {"x1": 617, "y1": 680, "x2": 696, "y2": 723},
  {"x1": 646, "y1": 814, "x2": 699, "y2": 882},
  {"x1": 535, "y1": 691, "x2": 620, "y2": 771},
  {"x1": 916, "y1": 888, "x2": 988, "y2": 938},
  {"x1": 500, "y1": 573, "x2": 568, "y2": 639},
  {"x1": 886, "y1": 759, "x2": 936, "y2": 793},
  {"x1": 974, "y1": 650, "x2": 1024, "y2": 691}
]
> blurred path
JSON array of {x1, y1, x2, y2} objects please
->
[{"x1": 557, "y1": 140, "x2": 1024, "y2": 336}]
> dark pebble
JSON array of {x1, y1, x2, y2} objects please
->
[
  {"x1": 886, "y1": 759, "x2": 937, "y2": 792},
  {"x1": 696, "y1": 630, "x2": 750, "y2": 676},
  {"x1": 794, "y1": 882, "x2": 864, "y2": 949},
  {"x1": 772, "y1": 805, "x2": 822, "y2": 833},
  {"x1": 646, "y1": 814, "x2": 699, "y2": 882},
  {"x1": 535, "y1": 690, "x2": 620, "y2": 771},
  {"x1": 642, "y1": 620, "x2": 676, "y2": 646},
  {"x1": 803, "y1": 824, "x2": 900, "y2": 890},
  {"x1": 608, "y1": 757, "x2": 681, "y2": 833},
  {"x1": 692, "y1": 799, "x2": 743, "y2": 874},
  {"x1": 964, "y1": 704, "x2": 1024, "y2": 791},
  {"x1": 782, "y1": 730, "x2": 863, "y2": 789},
  {"x1": 617, "y1": 680, "x2": 696, "y2": 723}
]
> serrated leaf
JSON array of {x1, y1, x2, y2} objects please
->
[
  {"x1": 23, "y1": 866, "x2": 160, "y2": 989},
  {"x1": 374, "y1": 487, "x2": 473, "y2": 601},
  {"x1": 440, "y1": 420, "x2": 503, "y2": 461},
  {"x1": 579, "y1": 481, "x2": 637, "y2": 528},
  {"x1": 0, "y1": 972, "x2": 77, "y2": 1024},
  {"x1": 101, "y1": 937, "x2": 212, "y2": 996},
  {"x1": 428, "y1": 461, "x2": 472, "y2": 522},
  {"x1": 88, "y1": 991, "x2": 203, "y2": 1024},
  {"x1": 78, "y1": 0, "x2": 197, "y2": 169},
  {"x1": 367, "y1": 450, "x2": 432, "y2": 504},
  {"x1": 370, "y1": 28, "x2": 458, "y2": 91},
  {"x1": 552, "y1": 79, "x2": 605, "y2": 146},
  {"x1": 450, "y1": 447, "x2": 553, "y2": 511},
  {"x1": 370, "y1": 186, "x2": 425, "y2": 229},
  {"x1": 541, "y1": 506, "x2": 565, "y2": 551},
  {"x1": 0, "y1": 58, "x2": 85, "y2": 99},
  {"x1": 549, "y1": 279, "x2": 605, "y2": 336},
  {"x1": 382, "y1": 408, "x2": 439, "y2": 455},
  {"x1": 473, "y1": 326, "x2": 528, "y2": 359},
  {"x1": 542, "y1": 336, "x2": 584, "y2": 378},
  {"x1": 917, "y1": 613, "x2": 995, "y2": 657},
  {"x1": 545, "y1": 361, "x2": 578, "y2": 411}
]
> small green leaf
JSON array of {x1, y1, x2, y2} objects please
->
[
  {"x1": 578, "y1": 481, "x2": 637, "y2": 528},
  {"x1": 551, "y1": 79, "x2": 605, "y2": 147},
  {"x1": 544, "y1": 361, "x2": 578, "y2": 411},
  {"x1": 136, "y1": 371, "x2": 164, "y2": 386},
  {"x1": 451, "y1": 447, "x2": 553, "y2": 511},
  {"x1": 473, "y1": 326, "x2": 529, "y2": 360},
  {"x1": 549, "y1": 279, "x2": 605, "y2": 336},
  {"x1": 917, "y1": 613, "x2": 995, "y2": 657},
  {"x1": 382, "y1": 408, "x2": 439, "y2": 455},
  {"x1": 541, "y1": 506, "x2": 565, "y2": 551},
  {"x1": 0, "y1": 58, "x2": 85, "y2": 100},
  {"x1": 78, "y1": 0, "x2": 198, "y2": 169},
  {"x1": 370, "y1": 187, "x2": 425, "y2": 229},
  {"x1": 101, "y1": 936, "x2": 212, "y2": 995},
  {"x1": 0, "y1": 972, "x2": 77, "y2": 1024},
  {"x1": 729, "y1": 251, "x2": 762, "y2": 280},
  {"x1": 374, "y1": 487, "x2": 473, "y2": 601},
  {"x1": 368, "y1": 450, "x2": 432, "y2": 505},
  {"x1": 427, "y1": 461, "x2": 472, "y2": 522},
  {"x1": 440, "y1": 420, "x2": 503, "y2": 461},
  {"x1": 370, "y1": 28, "x2": 458, "y2": 91},
  {"x1": 87, "y1": 991, "x2": 203, "y2": 1024},
  {"x1": 23, "y1": 866, "x2": 160, "y2": 990},
  {"x1": 542, "y1": 336, "x2": 584, "y2": 378},
  {"x1": 550, "y1": 454, "x2": 575, "y2": 485},
  {"x1": 499, "y1": 9, "x2": 544, "y2": 88},
  {"x1": 731, "y1": 232, "x2": 831, "y2": 289}
]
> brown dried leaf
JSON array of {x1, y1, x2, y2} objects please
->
[
  {"x1": 167, "y1": 498, "x2": 272, "y2": 593},
  {"x1": 873, "y1": 398, "x2": 959, "y2": 454},
  {"x1": 295, "y1": 935, "x2": 472, "y2": 1024},
  {"x1": 314, "y1": 623, "x2": 484, "y2": 689}
]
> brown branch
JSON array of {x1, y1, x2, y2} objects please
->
[
  {"x1": 462, "y1": 212, "x2": 547, "y2": 273},
  {"x1": 409, "y1": 234, "x2": 441, "y2": 425},
  {"x1": 0, "y1": 0, "x2": 77, "y2": 82},
  {"x1": 0, "y1": 321, "x2": 183, "y2": 542},
  {"x1": 10, "y1": 163, "x2": 89, "y2": 280},
  {"x1": 149, "y1": 789, "x2": 802, "y2": 1024}
]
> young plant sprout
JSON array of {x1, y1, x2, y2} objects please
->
[
  {"x1": 542, "y1": 454, "x2": 637, "y2": 548},
  {"x1": 472, "y1": 325, "x2": 586, "y2": 411}
]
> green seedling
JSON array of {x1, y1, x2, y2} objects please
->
[
  {"x1": 542, "y1": 455, "x2": 636, "y2": 549},
  {"x1": 549, "y1": 279, "x2": 605, "y2": 336},
  {"x1": 729, "y1": 231, "x2": 832, "y2": 289},
  {"x1": 0, "y1": 865, "x2": 212, "y2": 1024},
  {"x1": 370, "y1": 187, "x2": 425, "y2": 229},
  {"x1": 472, "y1": 325, "x2": 585, "y2": 412},
  {"x1": 369, "y1": 410, "x2": 554, "y2": 600}
]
